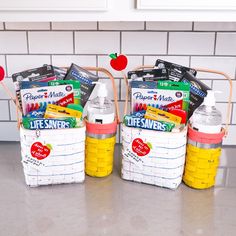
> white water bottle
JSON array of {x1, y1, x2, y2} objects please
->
[
  {"x1": 87, "y1": 82, "x2": 115, "y2": 124},
  {"x1": 191, "y1": 90, "x2": 222, "y2": 134}
]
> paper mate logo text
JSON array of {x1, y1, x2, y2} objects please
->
[
  {"x1": 23, "y1": 90, "x2": 68, "y2": 102},
  {"x1": 133, "y1": 91, "x2": 175, "y2": 102}
]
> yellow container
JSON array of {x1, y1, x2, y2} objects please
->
[
  {"x1": 183, "y1": 144, "x2": 222, "y2": 189},
  {"x1": 85, "y1": 136, "x2": 116, "y2": 177}
]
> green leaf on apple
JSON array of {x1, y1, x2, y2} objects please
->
[
  {"x1": 147, "y1": 142, "x2": 152, "y2": 149},
  {"x1": 109, "y1": 53, "x2": 117, "y2": 59}
]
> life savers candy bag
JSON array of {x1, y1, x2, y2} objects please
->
[
  {"x1": 155, "y1": 59, "x2": 197, "y2": 82},
  {"x1": 123, "y1": 115, "x2": 175, "y2": 132},
  {"x1": 22, "y1": 117, "x2": 77, "y2": 130},
  {"x1": 131, "y1": 80, "x2": 190, "y2": 114},
  {"x1": 64, "y1": 63, "x2": 99, "y2": 107},
  {"x1": 180, "y1": 71, "x2": 211, "y2": 119}
]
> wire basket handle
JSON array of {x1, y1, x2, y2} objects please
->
[
  {"x1": 0, "y1": 66, "x2": 120, "y2": 128},
  {"x1": 122, "y1": 65, "x2": 232, "y2": 136}
]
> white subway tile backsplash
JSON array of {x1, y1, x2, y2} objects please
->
[
  {"x1": 122, "y1": 32, "x2": 167, "y2": 55},
  {"x1": 0, "y1": 22, "x2": 4, "y2": 30},
  {"x1": 144, "y1": 56, "x2": 190, "y2": 67},
  {"x1": 52, "y1": 55, "x2": 96, "y2": 67},
  {"x1": 216, "y1": 33, "x2": 236, "y2": 55},
  {"x1": 0, "y1": 78, "x2": 15, "y2": 99},
  {"x1": 75, "y1": 32, "x2": 120, "y2": 54},
  {"x1": 5, "y1": 22, "x2": 50, "y2": 30},
  {"x1": 223, "y1": 126, "x2": 236, "y2": 145},
  {"x1": 52, "y1": 22, "x2": 97, "y2": 30},
  {"x1": 215, "y1": 103, "x2": 232, "y2": 124},
  {"x1": 0, "y1": 101, "x2": 9, "y2": 120},
  {"x1": 226, "y1": 168, "x2": 236, "y2": 187},
  {"x1": 220, "y1": 148, "x2": 236, "y2": 167},
  {"x1": 9, "y1": 100, "x2": 17, "y2": 121},
  {"x1": 215, "y1": 168, "x2": 226, "y2": 187},
  {"x1": 0, "y1": 122, "x2": 19, "y2": 141},
  {"x1": 200, "y1": 80, "x2": 212, "y2": 88},
  {"x1": 0, "y1": 55, "x2": 6, "y2": 73},
  {"x1": 169, "y1": 32, "x2": 215, "y2": 55},
  {"x1": 28, "y1": 32, "x2": 73, "y2": 54},
  {"x1": 191, "y1": 57, "x2": 236, "y2": 79},
  {"x1": 194, "y1": 22, "x2": 236, "y2": 31},
  {"x1": 6, "y1": 55, "x2": 51, "y2": 76},
  {"x1": 146, "y1": 22, "x2": 192, "y2": 31},
  {"x1": 0, "y1": 32, "x2": 27, "y2": 54},
  {"x1": 99, "y1": 22, "x2": 144, "y2": 30},
  {"x1": 232, "y1": 104, "x2": 236, "y2": 124},
  {"x1": 213, "y1": 80, "x2": 236, "y2": 102},
  {"x1": 98, "y1": 55, "x2": 143, "y2": 78}
]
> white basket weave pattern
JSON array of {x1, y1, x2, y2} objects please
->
[
  {"x1": 121, "y1": 124, "x2": 187, "y2": 189},
  {"x1": 20, "y1": 126, "x2": 86, "y2": 187}
]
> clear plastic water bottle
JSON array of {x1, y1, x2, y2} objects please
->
[
  {"x1": 191, "y1": 90, "x2": 222, "y2": 134},
  {"x1": 87, "y1": 82, "x2": 115, "y2": 124}
]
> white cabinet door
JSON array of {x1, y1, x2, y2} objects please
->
[
  {"x1": 137, "y1": 0, "x2": 236, "y2": 10},
  {"x1": 0, "y1": 0, "x2": 108, "y2": 11}
]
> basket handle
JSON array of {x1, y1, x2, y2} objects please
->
[
  {"x1": 0, "y1": 66, "x2": 120, "y2": 128},
  {"x1": 122, "y1": 65, "x2": 233, "y2": 136}
]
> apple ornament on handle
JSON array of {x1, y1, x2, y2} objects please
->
[
  {"x1": 0, "y1": 66, "x2": 17, "y2": 102},
  {"x1": 109, "y1": 53, "x2": 128, "y2": 71}
]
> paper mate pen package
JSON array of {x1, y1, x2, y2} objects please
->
[
  {"x1": 128, "y1": 68, "x2": 168, "y2": 82},
  {"x1": 48, "y1": 80, "x2": 81, "y2": 105},
  {"x1": 22, "y1": 117, "x2": 77, "y2": 130},
  {"x1": 157, "y1": 80, "x2": 190, "y2": 114},
  {"x1": 44, "y1": 104, "x2": 83, "y2": 127},
  {"x1": 64, "y1": 63, "x2": 99, "y2": 107},
  {"x1": 131, "y1": 81, "x2": 190, "y2": 114},
  {"x1": 123, "y1": 115, "x2": 175, "y2": 132},
  {"x1": 12, "y1": 65, "x2": 56, "y2": 109},
  {"x1": 144, "y1": 106, "x2": 182, "y2": 125},
  {"x1": 19, "y1": 81, "x2": 48, "y2": 90},
  {"x1": 180, "y1": 71, "x2": 211, "y2": 118},
  {"x1": 20, "y1": 85, "x2": 74, "y2": 115},
  {"x1": 155, "y1": 59, "x2": 197, "y2": 82}
]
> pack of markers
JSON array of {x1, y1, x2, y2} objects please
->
[
  {"x1": 121, "y1": 59, "x2": 210, "y2": 189},
  {"x1": 12, "y1": 63, "x2": 99, "y2": 187}
]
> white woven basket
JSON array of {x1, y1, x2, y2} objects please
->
[
  {"x1": 121, "y1": 124, "x2": 187, "y2": 189},
  {"x1": 20, "y1": 125, "x2": 86, "y2": 187}
]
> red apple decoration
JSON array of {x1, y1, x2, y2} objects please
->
[
  {"x1": 0, "y1": 66, "x2": 5, "y2": 81},
  {"x1": 109, "y1": 53, "x2": 128, "y2": 71},
  {"x1": 30, "y1": 142, "x2": 52, "y2": 160},
  {"x1": 132, "y1": 138, "x2": 151, "y2": 157}
]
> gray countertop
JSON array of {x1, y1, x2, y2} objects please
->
[{"x1": 0, "y1": 142, "x2": 236, "y2": 236}]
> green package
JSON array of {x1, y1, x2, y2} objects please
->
[
  {"x1": 48, "y1": 80, "x2": 81, "y2": 105},
  {"x1": 123, "y1": 115, "x2": 175, "y2": 132},
  {"x1": 157, "y1": 80, "x2": 190, "y2": 114},
  {"x1": 22, "y1": 117, "x2": 77, "y2": 130}
]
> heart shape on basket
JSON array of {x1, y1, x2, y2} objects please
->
[
  {"x1": 30, "y1": 142, "x2": 52, "y2": 160},
  {"x1": 132, "y1": 138, "x2": 151, "y2": 157}
]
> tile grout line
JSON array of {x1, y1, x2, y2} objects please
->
[
  {"x1": 213, "y1": 32, "x2": 217, "y2": 55},
  {"x1": 26, "y1": 31, "x2": 30, "y2": 54},
  {"x1": 166, "y1": 32, "x2": 169, "y2": 55},
  {"x1": 73, "y1": 31, "x2": 75, "y2": 54},
  {"x1": 8, "y1": 100, "x2": 11, "y2": 121},
  {"x1": 4, "y1": 55, "x2": 8, "y2": 77}
]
